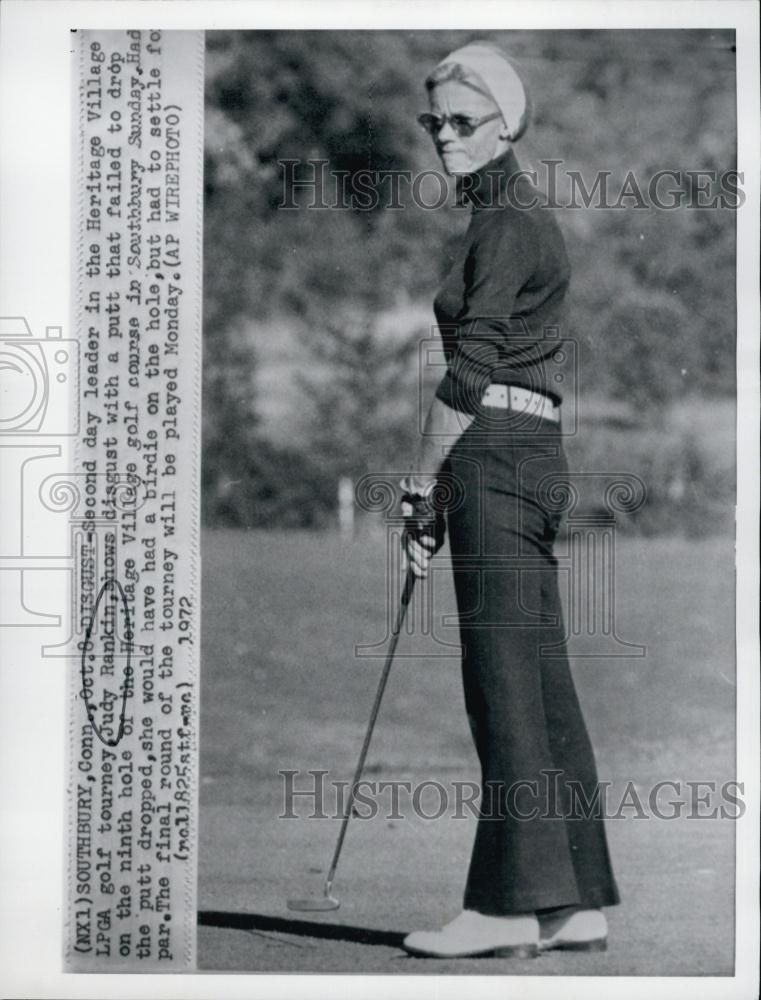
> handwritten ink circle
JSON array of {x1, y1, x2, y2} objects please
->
[{"x1": 80, "y1": 577, "x2": 133, "y2": 747}]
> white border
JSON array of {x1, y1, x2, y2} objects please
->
[{"x1": 0, "y1": 2, "x2": 758, "y2": 999}]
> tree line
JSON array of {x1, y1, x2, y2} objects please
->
[{"x1": 202, "y1": 29, "x2": 737, "y2": 532}]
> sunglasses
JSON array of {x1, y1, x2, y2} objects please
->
[{"x1": 417, "y1": 110, "x2": 502, "y2": 139}]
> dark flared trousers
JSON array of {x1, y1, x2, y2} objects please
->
[{"x1": 443, "y1": 408, "x2": 620, "y2": 915}]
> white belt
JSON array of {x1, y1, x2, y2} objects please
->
[{"x1": 481, "y1": 384, "x2": 560, "y2": 423}]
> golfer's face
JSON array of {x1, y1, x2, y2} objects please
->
[{"x1": 428, "y1": 81, "x2": 504, "y2": 176}]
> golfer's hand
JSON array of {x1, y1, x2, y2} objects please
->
[
  {"x1": 400, "y1": 478, "x2": 446, "y2": 579},
  {"x1": 402, "y1": 529, "x2": 438, "y2": 579}
]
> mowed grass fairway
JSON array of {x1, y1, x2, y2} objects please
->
[{"x1": 198, "y1": 528, "x2": 736, "y2": 975}]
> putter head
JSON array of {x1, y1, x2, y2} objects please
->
[{"x1": 286, "y1": 895, "x2": 340, "y2": 912}]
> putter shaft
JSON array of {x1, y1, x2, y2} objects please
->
[{"x1": 322, "y1": 568, "x2": 416, "y2": 898}]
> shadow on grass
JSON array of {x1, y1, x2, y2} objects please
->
[{"x1": 198, "y1": 909, "x2": 406, "y2": 949}]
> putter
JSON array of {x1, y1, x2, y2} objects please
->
[{"x1": 287, "y1": 567, "x2": 416, "y2": 912}]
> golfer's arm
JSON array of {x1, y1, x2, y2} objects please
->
[{"x1": 411, "y1": 396, "x2": 474, "y2": 487}]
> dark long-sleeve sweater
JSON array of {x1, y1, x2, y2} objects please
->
[{"x1": 434, "y1": 147, "x2": 571, "y2": 414}]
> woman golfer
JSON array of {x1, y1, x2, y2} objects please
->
[{"x1": 401, "y1": 41, "x2": 620, "y2": 959}]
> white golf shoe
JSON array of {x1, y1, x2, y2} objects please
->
[
  {"x1": 402, "y1": 909, "x2": 540, "y2": 959},
  {"x1": 538, "y1": 908, "x2": 608, "y2": 952}
]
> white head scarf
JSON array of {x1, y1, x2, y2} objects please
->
[{"x1": 432, "y1": 42, "x2": 528, "y2": 139}]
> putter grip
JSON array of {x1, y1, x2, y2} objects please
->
[
  {"x1": 400, "y1": 566, "x2": 416, "y2": 610},
  {"x1": 402, "y1": 489, "x2": 446, "y2": 553}
]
